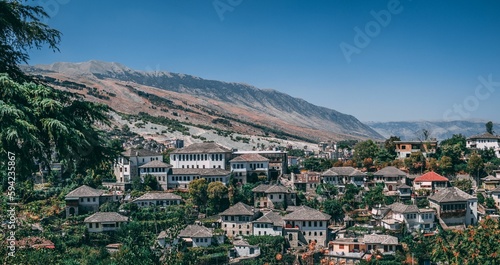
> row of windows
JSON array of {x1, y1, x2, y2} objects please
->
[
  {"x1": 421, "y1": 213, "x2": 433, "y2": 219},
  {"x1": 88, "y1": 222, "x2": 122, "y2": 229},
  {"x1": 81, "y1": 197, "x2": 97, "y2": 203},
  {"x1": 141, "y1": 167, "x2": 167, "y2": 173},
  {"x1": 172, "y1": 153, "x2": 224, "y2": 161},
  {"x1": 232, "y1": 163, "x2": 265, "y2": 169},
  {"x1": 171, "y1": 176, "x2": 225, "y2": 182},
  {"x1": 194, "y1": 238, "x2": 209, "y2": 243},
  {"x1": 181, "y1": 165, "x2": 221, "y2": 169},
  {"x1": 442, "y1": 203, "x2": 466, "y2": 211},
  {"x1": 302, "y1": 231, "x2": 323, "y2": 236},
  {"x1": 287, "y1": 221, "x2": 325, "y2": 228},
  {"x1": 223, "y1": 216, "x2": 252, "y2": 222},
  {"x1": 137, "y1": 200, "x2": 180, "y2": 206}
]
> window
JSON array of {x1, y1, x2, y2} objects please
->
[
  {"x1": 93, "y1": 197, "x2": 96, "y2": 202},
  {"x1": 89, "y1": 223, "x2": 93, "y2": 228},
  {"x1": 339, "y1": 244, "x2": 344, "y2": 249}
]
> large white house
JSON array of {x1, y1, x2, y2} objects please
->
[
  {"x1": 169, "y1": 142, "x2": 232, "y2": 170},
  {"x1": 230, "y1": 153, "x2": 270, "y2": 184},
  {"x1": 84, "y1": 212, "x2": 128, "y2": 233},
  {"x1": 114, "y1": 148, "x2": 163, "y2": 184},
  {"x1": 284, "y1": 206, "x2": 331, "y2": 247},
  {"x1": 429, "y1": 187, "x2": 478, "y2": 229},
  {"x1": 382, "y1": 202, "x2": 436, "y2": 233},
  {"x1": 252, "y1": 211, "x2": 284, "y2": 236},
  {"x1": 167, "y1": 168, "x2": 231, "y2": 189},
  {"x1": 220, "y1": 202, "x2": 260, "y2": 237},
  {"x1": 132, "y1": 192, "x2": 182, "y2": 208},
  {"x1": 466, "y1": 132, "x2": 500, "y2": 158},
  {"x1": 138, "y1": 160, "x2": 172, "y2": 190}
]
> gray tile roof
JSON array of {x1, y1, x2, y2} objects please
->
[
  {"x1": 178, "y1": 225, "x2": 213, "y2": 238},
  {"x1": 321, "y1": 167, "x2": 366, "y2": 176},
  {"x1": 363, "y1": 234, "x2": 398, "y2": 245},
  {"x1": 171, "y1": 142, "x2": 231, "y2": 154},
  {"x1": 467, "y1": 132, "x2": 500, "y2": 140},
  {"x1": 252, "y1": 184, "x2": 291, "y2": 194},
  {"x1": 322, "y1": 167, "x2": 365, "y2": 176},
  {"x1": 428, "y1": 187, "x2": 476, "y2": 203},
  {"x1": 65, "y1": 185, "x2": 104, "y2": 198},
  {"x1": 388, "y1": 202, "x2": 419, "y2": 214},
  {"x1": 84, "y1": 212, "x2": 128, "y2": 223},
  {"x1": 253, "y1": 211, "x2": 284, "y2": 227},
  {"x1": 481, "y1": 175, "x2": 500, "y2": 181},
  {"x1": 139, "y1": 160, "x2": 173, "y2": 168},
  {"x1": 122, "y1": 148, "x2": 161, "y2": 157},
  {"x1": 133, "y1": 192, "x2": 182, "y2": 202},
  {"x1": 374, "y1": 166, "x2": 407, "y2": 178},
  {"x1": 171, "y1": 168, "x2": 230, "y2": 176},
  {"x1": 220, "y1": 202, "x2": 256, "y2": 216},
  {"x1": 283, "y1": 206, "x2": 331, "y2": 221},
  {"x1": 230, "y1": 153, "x2": 269, "y2": 162},
  {"x1": 233, "y1": 239, "x2": 255, "y2": 247}
]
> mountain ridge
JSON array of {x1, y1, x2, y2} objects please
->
[{"x1": 23, "y1": 60, "x2": 383, "y2": 141}]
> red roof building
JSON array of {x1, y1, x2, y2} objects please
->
[{"x1": 413, "y1": 172, "x2": 449, "y2": 192}]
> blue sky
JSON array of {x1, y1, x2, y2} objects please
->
[{"x1": 28, "y1": 0, "x2": 500, "y2": 122}]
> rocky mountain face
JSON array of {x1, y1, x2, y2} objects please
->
[
  {"x1": 366, "y1": 120, "x2": 497, "y2": 140},
  {"x1": 23, "y1": 60, "x2": 382, "y2": 141}
]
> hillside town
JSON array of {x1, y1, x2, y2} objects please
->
[{"x1": 4, "y1": 120, "x2": 500, "y2": 264}]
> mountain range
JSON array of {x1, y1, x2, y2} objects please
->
[
  {"x1": 366, "y1": 120, "x2": 497, "y2": 140},
  {"x1": 23, "y1": 60, "x2": 383, "y2": 142}
]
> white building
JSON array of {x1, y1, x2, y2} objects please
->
[
  {"x1": 138, "y1": 160, "x2": 172, "y2": 190},
  {"x1": 168, "y1": 168, "x2": 230, "y2": 189},
  {"x1": 114, "y1": 148, "x2": 163, "y2": 184},
  {"x1": 373, "y1": 166, "x2": 408, "y2": 192},
  {"x1": 132, "y1": 192, "x2": 182, "y2": 208},
  {"x1": 220, "y1": 202, "x2": 260, "y2": 237},
  {"x1": 429, "y1": 187, "x2": 478, "y2": 229},
  {"x1": 65, "y1": 185, "x2": 123, "y2": 217},
  {"x1": 413, "y1": 171, "x2": 450, "y2": 192},
  {"x1": 466, "y1": 132, "x2": 500, "y2": 158},
  {"x1": 84, "y1": 212, "x2": 128, "y2": 233},
  {"x1": 230, "y1": 153, "x2": 270, "y2": 184},
  {"x1": 284, "y1": 206, "x2": 331, "y2": 247},
  {"x1": 177, "y1": 225, "x2": 224, "y2": 248},
  {"x1": 382, "y1": 202, "x2": 436, "y2": 233},
  {"x1": 170, "y1": 142, "x2": 232, "y2": 170},
  {"x1": 231, "y1": 239, "x2": 260, "y2": 258},
  {"x1": 252, "y1": 184, "x2": 296, "y2": 209},
  {"x1": 321, "y1": 167, "x2": 366, "y2": 191},
  {"x1": 252, "y1": 211, "x2": 284, "y2": 236}
]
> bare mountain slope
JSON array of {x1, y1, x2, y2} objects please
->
[{"x1": 23, "y1": 60, "x2": 382, "y2": 141}]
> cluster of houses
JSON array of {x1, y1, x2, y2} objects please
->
[{"x1": 60, "y1": 137, "x2": 500, "y2": 263}]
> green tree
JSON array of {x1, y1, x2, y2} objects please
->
[
  {"x1": 486, "y1": 121, "x2": 494, "y2": 134},
  {"x1": 384, "y1": 136, "x2": 401, "y2": 159},
  {"x1": 353, "y1": 140, "x2": 380, "y2": 167},
  {"x1": 0, "y1": 0, "x2": 61, "y2": 81},
  {"x1": 468, "y1": 153, "x2": 485, "y2": 183},
  {"x1": 189, "y1": 178, "x2": 208, "y2": 207},
  {"x1": 453, "y1": 179, "x2": 472, "y2": 193},
  {"x1": 438, "y1": 155, "x2": 454, "y2": 177},
  {"x1": 207, "y1": 181, "x2": 228, "y2": 213},
  {"x1": 323, "y1": 199, "x2": 344, "y2": 223},
  {"x1": 363, "y1": 184, "x2": 385, "y2": 208}
]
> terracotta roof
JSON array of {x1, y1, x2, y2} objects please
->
[
  {"x1": 178, "y1": 225, "x2": 213, "y2": 238},
  {"x1": 322, "y1": 167, "x2": 365, "y2": 176},
  {"x1": 253, "y1": 211, "x2": 284, "y2": 227},
  {"x1": 429, "y1": 187, "x2": 476, "y2": 203},
  {"x1": 220, "y1": 202, "x2": 256, "y2": 216},
  {"x1": 171, "y1": 168, "x2": 230, "y2": 176},
  {"x1": 84, "y1": 212, "x2": 128, "y2": 223},
  {"x1": 139, "y1": 160, "x2": 173, "y2": 168},
  {"x1": 374, "y1": 167, "x2": 407, "y2": 177},
  {"x1": 16, "y1": 237, "x2": 55, "y2": 249},
  {"x1": 171, "y1": 142, "x2": 231, "y2": 154},
  {"x1": 122, "y1": 148, "x2": 161, "y2": 157},
  {"x1": 363, "y1": 234, "x2": 398, "y2": 245},
  {"x1": 414, "y1": 172, "x2": 448, "y2": 183},
  {"x1": 133, "y1": 192, "x2": 182, "y2": 202},
  {"x1": 65, "y1": 185, "x2": 104, "y2": 198},
  {"x1": 230, "y1": 153, "x2": 269, "y2": 162},
  {"x1": 283, "y1": 206, "x2": 331, "y2": 221},
  {"x1": 467, "y1": 132, "x2": 500, "y2": 140}
]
